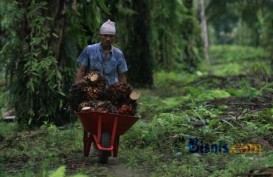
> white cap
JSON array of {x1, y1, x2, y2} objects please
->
[{"x1": 100, "y1": 19, "x2": 116, "y2": 35}]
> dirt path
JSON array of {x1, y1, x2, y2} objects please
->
[
  {"x1": 65, "y1": 152, "x2": 146, "y2": 177},
  {"x1": 107, "y1": 158, "x2": 144, "y2": 177}
]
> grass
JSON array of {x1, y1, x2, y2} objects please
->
[
  {"x1": 119, "y1": 45, "x2": 273, "y2": 176},
  {"x1": 209, "y1": 45, "x2": 269, "y2": 62},
  {"x1": 0, "y1": 122, "x2": 119, "y2": 177}
]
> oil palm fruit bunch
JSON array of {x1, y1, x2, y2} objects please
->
[
  {"x1": 83, "y1": 71, "x2": 106, "y2": 88},
  {"x1": 83, "y1": 87, "x2": 105, "y2": 100},
  {"x1": 95, "y1": 101, "x2": 117, "y2": 113},
  {"x1": 117, "y1": 104, "x2": 135, "y2": 115},
  {"x1": 116, "y1": 91, "x2": 140, "y2": 115},
  {"x1": 69, "y1": 73, "x2": 141, "y2": 116},
  {"x1": 78, "y1": 101, "x2": 98, "y2": 111},
  {"x1": 69, "y1": 79, "x2": 89, "y2": 111},
  {"x1": 79, "y1": 101, "x2": 117, "y2": 113},
  {"x1": 106, "y1": 82, "x2": 133, "y2": 104},
  {"x1": 82, "y1": 71, "x2": 107, "y2": 100}
]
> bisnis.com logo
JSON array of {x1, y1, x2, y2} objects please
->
[{"x1": 188, "y1": 138, "x2": 262, "y2": 154}]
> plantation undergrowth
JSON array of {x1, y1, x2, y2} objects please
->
[
  {"x1": 1, "y1": 45, "x2": 273, "y2": 177},
  {"x1": 120, "y1": 45, "x2": 273, "y2": 177}
]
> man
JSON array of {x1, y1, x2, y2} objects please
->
[
  {"x1": 75, "y1": 19, "x2": 128, "y2": 85},
  {"x1": 75, "y1": 20, "x2": 128, "y2": 157}
]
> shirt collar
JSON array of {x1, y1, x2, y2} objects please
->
[{"x1": 99, "y1": 42, "x2": 113, "y2": 53}]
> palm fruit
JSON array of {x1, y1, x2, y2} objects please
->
[
  {"x1": 95, "y1": 101, "x2": 117, "y2": 113},
  {"x1": 106, "y1": 82, "x2": 133, "y2": 104},
  {"x1": 68, "y1": 79, "x2": 89, "y2": 111},
  {"x1": 79, "y1": 100, "x2": 117, "y2": 113},
  {"x1": 83, "y1": 71, "x2": 107, "y2": 100},
  {"x1": 69, "y1": 75, "x2": 141, "y2": 116},
  {"x1": 116, "y1": 91, "x2": 140, "y2": 115},
  {"x1": 117, "y1": 104, "x2": 135, "y2": 115},
  {"x1": 83, "y1": 71, "x2": 106, "y2": 88},
  {"x1": 84, "y1": 86, "x2": 105, "y2": 100},
  {"x1": 78, "y1": 101, "x2": 98, "y2": 111}
]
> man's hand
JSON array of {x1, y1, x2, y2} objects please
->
[
  {"x1": 118, "y1": 73, "x2": 127, "y2": 83},
  {"x1": 75, "y1": 66, "x2": 86, "y2": 82}
]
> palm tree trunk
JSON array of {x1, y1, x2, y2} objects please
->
[{"x1": 199, "y1": 0, "x2": 210, "y2": 64}]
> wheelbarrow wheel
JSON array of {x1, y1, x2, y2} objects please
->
[{"x1": 98, "y1": 132, "x2": 111, "y2": 164}]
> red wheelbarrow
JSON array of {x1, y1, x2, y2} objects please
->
[{"x1": 76, "y1": 111, "x2": 139, "y2": 164}]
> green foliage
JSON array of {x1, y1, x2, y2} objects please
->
[
  {"x1": 49, "y1": 166, "x2": 66, "y2": 177},
  {"x1": 208, "y1": 45, "x2": 271, "y2": 77},
  {"x1": 0, "y1": 0, "x2": 111, "y2": 126},
  {"x1": 123, "y1": 121, "x2": 273, "y2": 177},
  {"x1": 0, "y1": 1, "x2": 66, "y2": 126},
  {"x1": 181, "y1": 86, "x2": 231, "y2": 101},
  {"x1": 49, "y1": 166, "x2": 88, "y2": 177},
  {"x1": 114, "y1": 0, "x2": 203, "y2": 87},
  {"x1": 0, "y1": 122, "x2": 87, "y2": 177},
  {"x1": 241, "y1": 80, "x2": 261, "y2": 98},
  {"x1": 0, "y1": 121, "x2": 17, "y2": 138},
  {"x1": 154, "y1": 70, "x2": 196, "y2": 88},
  {"x1": 149, "y1": 0, "x2": 185, "y2": 70},
  {"x1": 123, "y1": 113, "x2": 193, "y2": 149},
  {"x1": 115, "y1": 0, "x2": 153, "y2": 87},
  {"x1": 121, "y1": 47, "x2": 273, "y2": 176},
  {"x1": 248, "y1": 61, "x2": 272, "y2": 80},
  {"x1": 61, "y1": 0, "x2": 108, "y2": 95},
  {"x1": 207, "y1": 0, "x2": 273, "y2": 71},
  {"x1": 0, "y1": 1, "x2": 24, "y2": 68},
  {"x1": 259, "y1": 10, "x2": 273, "y2": 68},
  {"x1": 149, "y1": 0, "x2": 203, "y2": 71},
  {"x1": 149, "y1": 159, "x2": 210, "y2": 177},
  {"x1": 161, "y1": 97, "x2": 189, "y2": 109},
  {"x1": 0, "y1": 83, "x2": 10, "y2": 117},
  {"x1": 212, "y1": 63, "x2": 242, "y2": 76},
  {"x1": 122, "y1": 106, "x2": 273, "y2": 176},
  {"x1": 152, "y1": 70, "x2": 199, "y2": 97},
  {"x1": 71, "y1": 0, "x2": 106, "y2": 45},
  {"x1": 209, "y1": 45, "x2": 269, "y2": 62},
  {"x1": 197, "y1": 89, "x2": 231, "y2": 101}
]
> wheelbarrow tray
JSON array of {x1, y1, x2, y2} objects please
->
[
  {"x1": 77, "y1": 111, "x2": 138, "y2": 135},
  {"x1": 76, "y1": 111, "x2": 139, "y2": 158}
]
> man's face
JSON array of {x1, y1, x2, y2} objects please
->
[{"x1": 100, "y1": 34, "x2": 115, "y2": 47}]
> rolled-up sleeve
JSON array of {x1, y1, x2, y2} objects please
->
[
  {"x1": 117, "y1": 52, "x2": 128, "y2": 73},
  {"x1": 77, "y1": 46, "x2": 89, "y2": 66}
]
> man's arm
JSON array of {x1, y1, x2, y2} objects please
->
[
  {"x1": 75, "y1": 65, "x2": 86, "y2": 82},
  {"x1": 118, "y1": 73, "x2": 127, "y2": 83}
]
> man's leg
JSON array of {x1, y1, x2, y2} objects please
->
[{"x1": 90, "y1": 142, "x2": 99, "y2": 156}]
